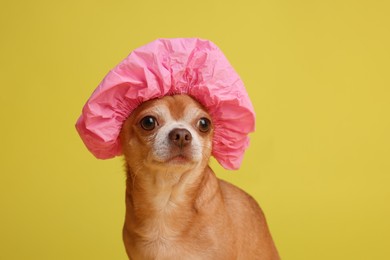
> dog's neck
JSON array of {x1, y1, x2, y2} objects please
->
[
  {"x1": 122, "y1": 162, "x2": 224, "y2": 258},
  {"x1": 126, "y1": 163, "x2": 206, "y2": 208},
  {"x1": 124, "y1": 162, "x2": 220, "y2": 239}
]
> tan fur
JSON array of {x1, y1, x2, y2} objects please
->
[{"x1": 119, "y1": 95, "x2": 279, "y2": 260}]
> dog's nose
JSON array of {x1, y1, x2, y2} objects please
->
[{"x1": 169, "y1": 128, "x2": 192, "y2": 148}]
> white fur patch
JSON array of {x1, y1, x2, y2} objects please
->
[{"x1": 152, "y1": 107, "x2": 203, "y2": 162}]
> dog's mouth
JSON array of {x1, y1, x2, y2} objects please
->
[
  {"x1": 166, "y1": 154, "x2": 192, "y2": 164},
  {"x1": 151, "y1": 149, "x2": 198, "y2": 166}
]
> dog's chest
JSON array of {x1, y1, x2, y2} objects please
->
[
  {"x1": 130, "y1": 192, "x2": 185, "y2": 240},
  {"x1": 130, "y1": 216, "x2": 199, "y2": 259},
  {"x1": 129, "y1": 198, "x2": 212, "y2": 259},
  {"x1": 132, "y1": 233, "x2": 213, "y2": 260}
]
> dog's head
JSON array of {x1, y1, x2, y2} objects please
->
[{"x1": 120, "y1": 95, "x2": 214, "y2": 174}]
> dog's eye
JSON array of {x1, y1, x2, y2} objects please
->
[
  {"x1": 140, "y1": 116, "x2": 158, "y2": 131},
  {"x1": 197, "y1": 117, "x2": 211, "y2": 133}
]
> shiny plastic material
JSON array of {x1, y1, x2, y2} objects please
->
[{"x1": 76, "y1": 38, "x2": 255, "y2": 170}]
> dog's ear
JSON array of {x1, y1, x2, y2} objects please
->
[
  {"x1": 119, "y1": 116, "x2": 133, "y2": 158},
  {"x1": 119, "y1": 115, "x2": 148, "y2": 172}
]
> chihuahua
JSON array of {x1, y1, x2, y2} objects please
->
[{"x1": 119, "y1": 94, "x2": 279, "y2": 259}]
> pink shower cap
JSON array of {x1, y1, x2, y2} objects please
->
[{"x1": 76, "y1": 38, "x2": 255, "y2": 170}]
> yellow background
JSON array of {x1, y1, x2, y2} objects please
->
[{"x1": 1, "y1": 0, "x2": 389, "y2": 259}]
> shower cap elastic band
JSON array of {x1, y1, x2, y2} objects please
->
[{"x1": 75, "y1": 38, "x2": 255, "y2": 170}]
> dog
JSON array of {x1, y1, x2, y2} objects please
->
[{"x1": 119, "y1": 94, "x2": 279, "y2": 259}]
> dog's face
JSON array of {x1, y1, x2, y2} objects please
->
[{"x1": 120, "y1": 95, "x2": 214, "y2": 174}]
